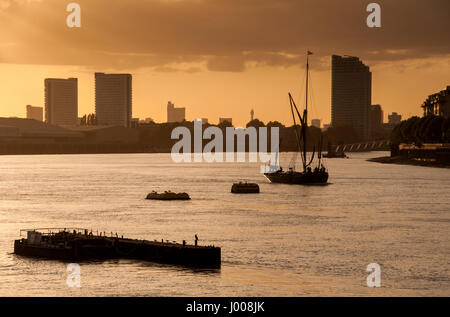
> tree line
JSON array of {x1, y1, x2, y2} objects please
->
[
  {"x1": 390, "y1": 115, "x2": 450, "y2": 145},
  {"x1": 136, "y1": 119, "x2": 366, "y2": 151}
]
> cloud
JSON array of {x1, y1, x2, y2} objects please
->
[
  {"x1": 207, "y1": 55, "x2": 246, "y2": 72},
  {"x1": 0, "y1": 0, "x2": 449, "y2": 72}
]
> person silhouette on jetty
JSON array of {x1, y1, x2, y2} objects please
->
[{"x1": 195, "y1": 234, "x2": 199, "y2": 246}]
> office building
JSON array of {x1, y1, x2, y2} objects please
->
[
  {"x1": 311, "y1": 119, "x2": 321, "y2": 129},
  {"x1": 167, "y1": 101, "x2": 186, "y2": 123},
  {"x1": 388, "y1": 112, "x2": 402, "y2": 126},
  {"x1": 26, "y1": 105, "x2": 43, "y2": 122},
  {"x1": 331, "y1": 55, "x2": 372, "y2": 140},
  {"x1": 45, "y1": 78, "x2": 78, "y2": 126},
  {"x1": 131, "y1": 118, "x2": 140, "y2": 128},
  {"x1": 95, "y1": 73, "x2": 132, "y2": 127},
  {"x1": 422, "y1": 86, "x2": 450, "y2": 118},
  {"x1": 370, "y1": 104, "x2": 383, "y2": 138}
]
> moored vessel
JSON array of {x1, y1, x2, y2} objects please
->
[
  {"x1": 231, "y1": 182, "x2": 260, "y2": 193},
  {"x1": 264, "y1": 51, "x2": 328, "y2": 185},
  {"x1": 14, "y1": 228, "x2": 220, "y2": 268},
  {"x1": 146, "y1": 191, "x2": 191, "y2": 200}
]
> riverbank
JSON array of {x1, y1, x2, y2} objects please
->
[{"x1": 368, "y1": 156, "x2": 450, "y2": 168}]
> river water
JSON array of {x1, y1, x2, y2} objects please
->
[{"x1": 0, "y1": 152, "x2": 448, "y2": 296}]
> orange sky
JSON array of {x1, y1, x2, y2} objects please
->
[{"x1": 1, "y1": 0, "x2": 449, "y2": 127}]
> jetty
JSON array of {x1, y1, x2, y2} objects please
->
[{"x1": 14, "y1": 228, "x2": 220, "y2": 268}]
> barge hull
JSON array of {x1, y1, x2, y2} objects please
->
[{"x1": 14, "y1": 238, "x2": 221, "y2": 268}]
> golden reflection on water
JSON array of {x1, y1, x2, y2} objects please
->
[{"x1": 0, "y1": 152, "x2": 449, "y2": 296}]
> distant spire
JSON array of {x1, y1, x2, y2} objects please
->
[{"x1": 250, "y1": 109, "x2": 254, "y2": 121}]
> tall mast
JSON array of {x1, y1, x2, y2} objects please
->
[
  {"x1": 302, "y1": 52, "x2": 310, "y2": 171},
  {"x1": 306, "y1": 53, "x2": 309, "y2": 115}
]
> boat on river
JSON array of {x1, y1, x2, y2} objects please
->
[
  {"x1": 146, "y1": 191, "x2": 191, "y2": 200},
  {"x1": 264, "y1": 51, "x2": 329, "y2": 185},
  {"x1": 231, "y1": 182, "x2": 260, "y2": 194}
]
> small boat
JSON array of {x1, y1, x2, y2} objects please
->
[
  {"x1": 146, "y1": 191, "x2": 190, "y2": 200},
  {"x1": 231, "y1": 182, "x2": 260, "y2": 194}
]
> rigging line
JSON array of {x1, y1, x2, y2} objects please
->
[
  {"x1": 289, "y1": 150, "x2": 299, "y2": 169},
  {"x1": 306, "y1": 146, "x2": 316, "y2": 168},
  {"x1": 317, "y1": 135, "x2": 323, "y2": 167},
  {"x1": 289, "y1": 94, "x2": 302, "y2": 154},
  {"x1": 308, "y1": 70, "x2": 316, "y2": 122},
  {"x1": 309, "y1": 71, "x2": 325, "y2": 156},
  {"x1": 289, "y1": 93, "x2": 305, "y2": 127},
  {"x1": 289, "y1": 93, "x2": 305, "y2": 167},
  {"x1": 291, "y1": 93, "x2": 307, "y2": 168}
]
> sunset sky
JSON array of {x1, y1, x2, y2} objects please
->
[{"x1": 0, "y1": 0, "x2": 449, "y2": 127}]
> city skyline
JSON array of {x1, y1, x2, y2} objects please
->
[
  {"x1": 1, "y1": 0, "x2": 449, "y2": 127},
  {"x1": 2, "y1": 61, "x2": 443, "y2": 127},
  {"x1": 2, "y1": 56, "x2": 447, "y2": 128}
]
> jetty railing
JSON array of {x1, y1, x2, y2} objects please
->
[{"x1": 19, "y1": 228, "x2": 89, "y2": 236}]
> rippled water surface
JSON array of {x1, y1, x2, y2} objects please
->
[{"x1": 0, "y1": 152, "x2": 449, "y2": 296}]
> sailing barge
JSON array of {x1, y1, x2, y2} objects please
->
[
  {"x1": 264, "y1": 51, "x2": 328, "y2": 185},
  {"x1": 14, "y1": 228, "x2": 221, "y2": 268}
]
